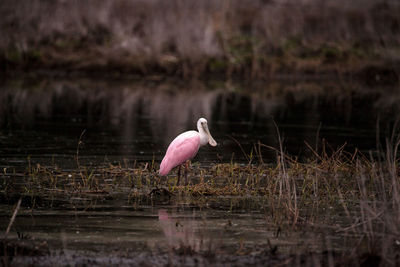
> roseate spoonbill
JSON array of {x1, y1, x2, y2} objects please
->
[{"x1": 159, "y1": 118, "x2": 217, "y2": 184}]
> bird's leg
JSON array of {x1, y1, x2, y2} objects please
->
[
  {"x1": 177, "y1": 165, "x2": 182, "y2": 186},
  {"x1": 184, "y1": 160, "x2": 190, "y2": 185}
]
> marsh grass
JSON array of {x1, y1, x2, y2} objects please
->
[{"x1": 0, "y1": 140, "x2": 394, "y2": 214}]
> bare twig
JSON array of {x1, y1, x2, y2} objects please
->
[
  {"x1": 4, "y1": 198, "x2": 22, "y2": 238},
  {"x1": 227, "y1": 135, "x2": 250, "y2": 163}
]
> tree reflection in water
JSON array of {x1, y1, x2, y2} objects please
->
[{"x1": 1, "y1": 78, "x2": 399, "y2": 165}]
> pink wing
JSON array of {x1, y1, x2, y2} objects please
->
[{"x1": 159, "y1": 132, "x2": 200, "y2": 176}]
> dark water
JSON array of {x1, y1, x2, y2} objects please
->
[
  {"x1": 0, "y1": 194, "x2": 349, "y2": 260},
  {"x1": 1, "y1": 77, "x2": 399, "y2": 170}
]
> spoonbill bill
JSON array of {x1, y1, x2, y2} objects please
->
[{"x1": 159, "y1": 118, "x2": 217, "y2": 183}]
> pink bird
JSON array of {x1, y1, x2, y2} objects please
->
[{"x1": 159, "y1": 118, "x2": 217, "y2": 182}]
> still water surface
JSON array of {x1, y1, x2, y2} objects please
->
[
  {"x1": 0, "y1": 194, "x2": 349, "y2": 257},
  {"x1": 1, "y1": 77, "x2": 399, "y2": 170}
]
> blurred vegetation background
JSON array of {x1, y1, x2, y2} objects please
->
[{"x1": 1, "y1": 0, "x2": 399, "y2": 79}]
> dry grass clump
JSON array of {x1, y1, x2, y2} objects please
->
[
  {"x1": 0, "y1": 140, "x2": 395, "y2": 217},
  {"x1": 0, "y1": 149, "x2": 359, "y2": 205},
  {"x1": 1, "y1": 0, "x2": 399, "y2": 78}
]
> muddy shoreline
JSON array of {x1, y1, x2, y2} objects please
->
[
  {"x1": 1, "y1": 238, "x2": 369, "y2": 267},
  {"x1": 0, "y1": 239, "x2": 342, "y2": 267}
]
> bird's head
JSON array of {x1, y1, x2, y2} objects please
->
[{"x1": 198, "y1": 118, "x2": 217, "y2": 147}]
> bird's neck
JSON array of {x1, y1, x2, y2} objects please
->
[{"x1": 197, "y1": 125, "x2": 208, "y2": 146}]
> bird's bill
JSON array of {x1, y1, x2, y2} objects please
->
[
  {"x1": 208, "y1": 134, "x2": 217, "y2": 146},
  {"x1": 203, "y1": 124, "x2": 217, "y2": 146}
]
